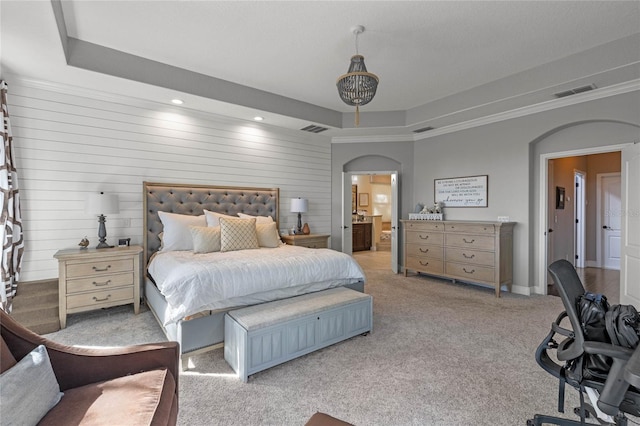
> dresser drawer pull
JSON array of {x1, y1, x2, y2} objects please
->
[
  {"x1": 463, "y1": 268, "x2": 476, "y2": 274},
  {"x1": 93, "y1": 294, "x2": 111, "y2": 302},
  {"x1": 92, "y1": 265, "x2": 111, "y2": 272},
  {"x1": 92, "y1": 280, "x2": 111, "y2": 287},
  {"x1": 462, "y1": 253, "x2": 475, "y2": 259},
  {"x1": 463, "y1": 238, "x2": 475, "y2": 244},
  {"x1": 419, "y1": 248, "x2": 429, "y2": 253},
  {"x1": 419, "y1": 235, "x2": 429, "y2": 240},
  {"x1": 419, "y1": 261, "x2": 429, "y2": 266}
]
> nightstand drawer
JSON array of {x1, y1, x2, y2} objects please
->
[
  {"x1": 297, "y1": 239, "x2": 328, "y2": 249},
  {"x1": 67, "y1": 286, "x2": 134, "y2": 310},
  {"x1": 67, "y1": 272, "x2": 134, "y2": 294},
  {"x1": 66, "y1": 258, "x2": 133, "y2": 278}
]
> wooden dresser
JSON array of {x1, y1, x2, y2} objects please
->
[
  {"x1": 352, "y1": 222, "x2": 372, "y2": 252},
  {"x1": 54, "y1": 246, "x2": 142, "y2": 328},
  {"x1": 401, "y1": 220, "x2": 515, "y2": 296}
]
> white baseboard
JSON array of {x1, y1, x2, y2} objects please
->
[
  {"x1": 585, "y1": 260, "x2": 599, "y2": 268},
  {"x1": 511, "y1": 285, "x2": 532, "y2": 296}
]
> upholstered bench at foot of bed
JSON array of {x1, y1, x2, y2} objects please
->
[{"x1": 224, "y1": 287, "x2": 373, "y2": 382}]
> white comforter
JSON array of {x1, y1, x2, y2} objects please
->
[{"x1": 148, "y1": 245, "x2": 365, "y2": 324}]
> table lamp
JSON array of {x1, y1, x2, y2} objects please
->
[
  {"x1": 85, "y1": 192, "x2": 119, "y2": 249},
  {"x1": 290, "y1": 198, "x2": 308, "y2": 235}
]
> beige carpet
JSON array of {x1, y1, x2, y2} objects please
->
[{"x1": 46, "y1": 269, "x2": 587, "y2": 425}]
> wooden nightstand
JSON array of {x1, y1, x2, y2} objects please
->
[
  {"x1": 54, "y1": 246, "x2": 142, "y2": 328},
  {"x1": 281, "y1": 234, "x2": 330, "y2": 249}
]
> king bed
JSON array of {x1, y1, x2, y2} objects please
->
[{"x1": 142, "y1": 182, "x2": 366, "y2": 362}]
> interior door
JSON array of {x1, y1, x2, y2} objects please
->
[
  {"x1": 390, "y1": 172, "x2": 398, "y2": 273},
  {"x1": 620, "y1": 143, "x2": 640, "y2": 307},
  {"x1": 601, "y1": 174, "x2": 622, "y2": 270},
  {"x1": 342, "y1": 172, "x2": 354, "y2": 254},
  {"x1": 546, "y1": 159, "x2": 556, "y2": 288}
]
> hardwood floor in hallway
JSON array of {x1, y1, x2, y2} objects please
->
[{"x1": 352, "y1": 250, "x2": 392, "y2": 271}]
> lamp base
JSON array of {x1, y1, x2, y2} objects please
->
[{"x1": 95, "y1": 214, "x2": 113, "y2": 249}]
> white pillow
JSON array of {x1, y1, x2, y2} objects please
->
[
  {"x1": 0, "y1": 345, "x2": 63, "y2": 425},
  {"x1": 203, "y1": 210, "x2": 238, "y2": 227},
  {"x1": 219, "y1": 217, "x2": 259, "y2": 252},
  {"x1": 256, "y1": 222, "x2": 282, "y2": 248},
  {"x1": 190, "y1": 226, "x2": 221, "y2": 253},
  {"x1": 237, "y1": 213, "x2": 274, "y2": 224},
  {"x1": 158, "y1": 211, "x2": 206, "y2": 251}
]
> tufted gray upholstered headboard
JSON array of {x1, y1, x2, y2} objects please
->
[{"x1": 143, "y1": 181, "x2": 279, "y2": 268}]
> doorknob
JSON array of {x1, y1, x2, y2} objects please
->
[
  {"x1": 342, "y1": 226, "x2": 349, "y2": 229},
  {"x1": 548, "y1": 229, "x2": 553, "y2": 233},
  {"x1": 603, "y1": 225, "x2": 609, "y2": 229}
]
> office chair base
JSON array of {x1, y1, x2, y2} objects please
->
[{"x1": 527, "y1": 411, "x2": 627, "y2": 426}]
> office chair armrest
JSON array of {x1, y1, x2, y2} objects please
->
[
  {"x1": 624, "y1": 345, "x2": 640, "y2": 388},
  {"x1": 583, "y1": 341, "x2": 634, "y2": 360}
]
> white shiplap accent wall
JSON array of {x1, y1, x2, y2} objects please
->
[{"x1": 8, "y1": 80, "x2": 332, "y2": 282}]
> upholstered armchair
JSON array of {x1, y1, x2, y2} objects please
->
[{"x1": 0, "y1": 309, "x2": 179, "y2": 425}]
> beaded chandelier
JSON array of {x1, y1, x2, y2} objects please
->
[{"x1": 336, "y1": 26, "x2": 379, "y2": 127}]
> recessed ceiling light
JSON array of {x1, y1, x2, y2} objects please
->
[
  {"x1": 253, "y1": 116, "x2": 264, "y2": 121},
  {"x1": 171, "y1": 99, "x2": 184, "y2": 105}
]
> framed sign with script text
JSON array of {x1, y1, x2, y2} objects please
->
[{"x1": 434, "y1": 175, "x2": 488, "y2": 207}]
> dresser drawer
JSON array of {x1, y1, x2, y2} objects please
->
[
  {"x1": 67, "y1": 286, "x2": 134, "y2": 310},
  {"x1": 445, "y1": 233, "x2": 495, "y2": 250},
  {"x1": 66, "y1": 272, "x2": 134, "y2": 294},
  {"x1": 66, "y1": 258, "x2": 133, "y2": 278},
  {"x1": 445, "y1": 223, "x2": 495, "y2": 234},
  {"x1": 406, "y1": 231, "x2": 444, "y2": 246},
  {"x1": 404, "y1": 221, "x2": 444, "y2": 232},
  {"x1": 406, "y1": 243, "x2": 443, "y2": 259},
  {"x1": 406, "y1": 257, "x2": 444, "y2": 274},
  {"x1": 445, "y1": 248, "x2": 495, "y2": 267},
  {"x1": 446, "y1": 262, "x2": 494, "y2": 283}
]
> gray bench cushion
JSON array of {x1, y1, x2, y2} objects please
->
[{"x1": 228, "y1": 288, "x2": 370, "y2": 331}]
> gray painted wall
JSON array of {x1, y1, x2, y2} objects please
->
[{"x1": 332, "y1": 91, "x2": 639, "y2": 294}]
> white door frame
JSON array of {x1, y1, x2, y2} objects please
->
[
  {"x1": 574, "y1": 169, "x2": 586, "y2": 268},
  {"x1": 537, "y1": 143, "x2": 627, "y2": 295},
  {"x1": 596, "y1": 172, "x2": 622, "y2": 269}
]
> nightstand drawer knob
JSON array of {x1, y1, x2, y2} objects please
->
[
  {"x1": 92, "y1": 280, "x2": 111, "y2": 287},
  {"x1": 92, "y1": 265, "x2": 111, "y2": 272},
  {"x1": 93, "y1": 294, "x2": 111, "y2": 302}
]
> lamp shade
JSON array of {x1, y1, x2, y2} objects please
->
[
  {"x1": 290, "y1": 198, "x2": 308, "y2": 213},
  {"x1": 85, "y1": 192, "x2": 119, "y2": 215}
]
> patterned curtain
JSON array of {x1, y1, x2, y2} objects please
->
[{"x1": 0, "y1": 81, "x2": 24, "y2": 313}]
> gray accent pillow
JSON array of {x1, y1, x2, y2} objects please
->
[{"x1": 0, "y1": 344, "x2": 63, "y2": 425}]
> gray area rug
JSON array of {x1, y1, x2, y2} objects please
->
[{"x1": 47, "y1": 269, "x2": 588, "y2": 425}]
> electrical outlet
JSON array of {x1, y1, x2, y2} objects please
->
[{"x1": 497, "y1": 216, "x2": 510, "y2": 222}]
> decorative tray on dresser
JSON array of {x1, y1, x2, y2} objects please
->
[
  {"x1": 54, "y1": 246, "x2": 142, "y2": 328},
  {"x1": 400, "y1": 220, "x2": 515, "y2": 297}
]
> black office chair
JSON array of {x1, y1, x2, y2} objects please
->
[{"x1": 528, "y1": 259, "x2": 640, "y2": 425}]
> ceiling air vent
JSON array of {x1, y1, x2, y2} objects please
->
[
  {"x1": 413, "y1": 126, "x2": 434, "y2": 134},
  {"x1": 554, "y1": 84, "x2": 597, "y2": 98},
  {"x1": 300, "y1": 124, "x2": 329, "y2": 133}
]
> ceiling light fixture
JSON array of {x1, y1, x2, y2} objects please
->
[
  {"x1": 171, "y1": 99, "x2": 184, "y2": 105},
  {"x1": 253, "y1": 116, "x2": 264, "y2": 121},
  {"x1": 336, "y1": 25, "x2": 379, "y2": 127}
]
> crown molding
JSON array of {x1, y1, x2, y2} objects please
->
[{"x1": 332, "y1": 79, "x2": 640, "y2": 144}]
